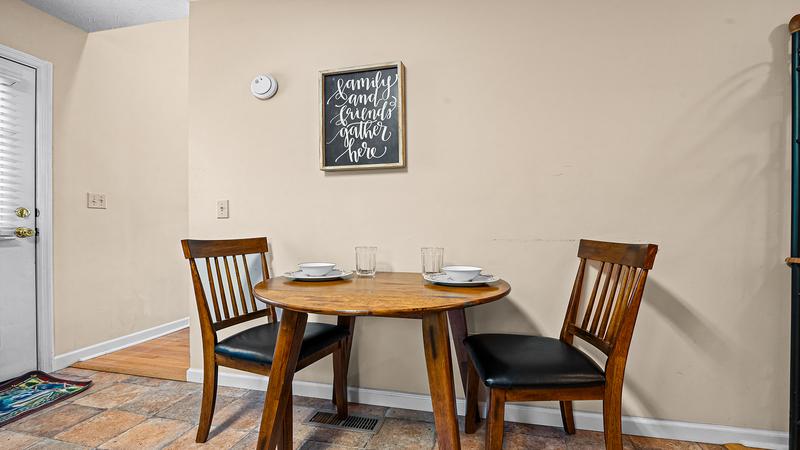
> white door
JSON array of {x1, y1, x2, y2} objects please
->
[{"x1": 0, "y1": 56, "x2": 37, "y2": 381}]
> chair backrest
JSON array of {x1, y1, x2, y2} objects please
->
[
  {"x1": 182, "y1": 238, "x2": 276, "y2": 339},
  {"x1": 560, "y1": 239, "x2": 658, "y2": 367}
]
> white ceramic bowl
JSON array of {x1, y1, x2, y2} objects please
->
[
  {"x1": 442, "y1": 265, "x2": 482, "y2": 282},
  {"x1": 298, "y1": 262, "x2": 336, "y2": 277}
]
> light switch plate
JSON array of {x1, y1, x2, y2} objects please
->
[
  {"x1": 217, "y1": 200, "x2": 229, "y2": 219},
  {"x1": 87, "y1": 192, "x2": 106, "y2": 209}
]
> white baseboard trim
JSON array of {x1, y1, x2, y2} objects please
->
[
  {"x1": 53, "y1": 317, "x2": 189, "y2": 371},
  {"x1": 186, "y1": 368, "x2": 788, "y2": 449}
]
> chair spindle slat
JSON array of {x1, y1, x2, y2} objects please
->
[
  {"x1": 603, "y1": 266, "x2": 634, "y2": 339},
  {"x1": 224, "y1": 256, "x2": 241, "y2": 317},
  {"x1": 591, "y1": 263, "x2": 615, "y2": 330},
  {"x1": 562, "y1": 258, "x2": 587, "y2": 334},
  {"x1": 205, "y1": 258, "x2": 222, "y2": 322},
  {"x1": 590, "y1": 264, "x2": 618, "y2": 334},
  {"x1": 581, "y1": 262, "x2": 606, "y2": 329},
  {"x1": 260, "y1": 252, "x2": 270, "y2": 280},
  {"x1": 232, "y1": 255, "x2": 248, "y2": 314},
  {"x1": 242, "y1": 254, "x2": 258, "y2": 313},
  {"x1": 259, "y1": 252, "x2": 275, "y2": 320},
  {"x1": 606, "y1": 268, "x2": 639, "y2": 341},
  {"x1": 214, "y1": 257, "x2": 231, "y2": 320},
  {"x1": 598, "y1": 265, "x2": 628, "y2": 336}
]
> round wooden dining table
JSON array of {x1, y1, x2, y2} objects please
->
[{"x1": 252, "y1": 271, "x2": 511, "y2": 450}]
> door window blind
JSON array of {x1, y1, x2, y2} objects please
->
[{"x1": 0, "y1": 68, "x2": 24, "y2": 239}]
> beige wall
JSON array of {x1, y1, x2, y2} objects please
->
[
  {"x1": 1, "y1": 0, "x2": 792, "y2": 435},
  {"x1": 54, "y1": 19, "x2": 189, "y2": 354},
  {"x1": 0, "y1": 1, "x2": 189, "y2": 355},
  {"x1": 189, "y1": 0, "x2": 795, "y2": 431}
]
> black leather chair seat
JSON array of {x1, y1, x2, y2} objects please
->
[
  {"x1": 464, "y1": 334, "x2": 605, "y2": 389},
  {"x1": 215, "y1": 322, "x2": 349, "y2": 365}
]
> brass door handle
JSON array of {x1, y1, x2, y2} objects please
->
[
  {"x1": 15, "y1": 207, "x2": 30, "y2": 218},
  {"x1": 15, "y1": 227, "x2": 35, "y2": 238}
]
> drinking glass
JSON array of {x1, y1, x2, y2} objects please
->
[
  {"x1": 355, "y1": 246, "x2": 377, "y2": 277},
  {"x1": 421, "y1": 247, "x2": 444, "y2": 275}
]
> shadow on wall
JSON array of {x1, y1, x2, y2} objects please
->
[
  {"x1": 467, "y1": 294, "x2": 545, "y2": 336},
  {"x1": 655, "y1": 24, "x2": 790, "y2": 256},
  {"x1": 647, "y1": 280, "x2": 733, "y2": 362},
  {"x1": 634, "y1": 24, "x2": 792, "y2": 423},
  {"x1": 623, "y1": 279, "x2": 736, "y2": 417},
  {"x1": 761, "y1": 24, "x2": 790, "y2": 272}
]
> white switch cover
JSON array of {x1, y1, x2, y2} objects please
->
[
  {"x1": 217, "y1": 200, "x2": 229, "y2": 219},
  {"x1": 87, "y1": 192, "x2": 106, "y2": 209}
]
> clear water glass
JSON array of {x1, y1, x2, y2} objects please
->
[
  {"x1": 421, "y1": 247, "x2": 444, "y2": 275},
  {"x1": 355, "y1": 246, "x2": 377, "y2": 277}
]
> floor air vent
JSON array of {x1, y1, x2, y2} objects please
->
[{"x1": 306, "y1": 410, "x2": 383, "y2": 432}]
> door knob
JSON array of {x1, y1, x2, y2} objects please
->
[
  {"x1": 15, "y1": 227, "x2": 35, "y2": 238},
  {"x1": 15, "y1": 207, "x2": 30, "y2": 218}
]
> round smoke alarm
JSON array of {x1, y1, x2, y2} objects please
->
[{"x1": 251, "y1": 74, "x2": 278, "y2": 100}]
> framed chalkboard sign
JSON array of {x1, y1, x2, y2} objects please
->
[{"x1": 320, "y1": 62, "x2": 406, "y2": 171}]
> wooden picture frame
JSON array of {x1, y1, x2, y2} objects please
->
[{"x1": 319, "y1": 62, "x2": 406, "y2": 171}]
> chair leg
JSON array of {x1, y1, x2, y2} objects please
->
[
  {"x1": 464, "y1": 359, "x2": 481, "y2": 434},
  {"x1": 332, "y1": 342, "x2": 349, "y2": 418},
  {"x1": 485, "y1": 388, "x2": 506, "y2": 450},
  {"x1": 560, "y1": 400, "x2": 576, "y2": 434},
  {"x1": 603, "y1": 387, "x2": 624, "y2": 450},
  {"x1": 196, "y1": 358, "x2": 218, "y2": 443}
]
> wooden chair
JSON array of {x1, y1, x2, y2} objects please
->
[
  {"x1": 182, "y1": 237, "x2": 355, "y2": 445},
  {"x1": 464, "y1": 239, "x2": 658, "y2": 450}
]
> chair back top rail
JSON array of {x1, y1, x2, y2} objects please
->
[
  {"x1": 577, "y1": 239, "x2": 657, "y2": 270},
  {"x1": 182, "y1": 237, "x2": 275, "y2": 335},
  {"x1": 182, "y1": 237, "x2": 268, "y2": 259},
  {"x1": 562, "y1": 239, "x2": 658, "y2": 362}
]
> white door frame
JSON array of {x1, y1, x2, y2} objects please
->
[{"x1": 0, "y1": 43, "x2": 54, "y2": 372}]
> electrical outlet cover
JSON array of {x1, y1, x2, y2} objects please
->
[
  {"x1": 87, "y1": 192, "x2": 106, "y2": 209},
  {"x1": 217, "y1": 200, "x2": 229, "y2": 219}
]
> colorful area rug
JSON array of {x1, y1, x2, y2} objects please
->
[{"x1": 0, "y1": 371, "x2": 91, "y2": 427}]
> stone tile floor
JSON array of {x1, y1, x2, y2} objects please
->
[{"x1": 0, "y1": 367, "x2": 728, "y2": 449}]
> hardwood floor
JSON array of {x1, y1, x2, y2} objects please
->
[{"x1": 73, "y1": 328, "x2": 189, "y2": 381}]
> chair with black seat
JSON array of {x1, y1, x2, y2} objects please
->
[
  {"x1": 464, "y1": 239, "x2": 658, "y2": 450},
  {"x1": 181, "y1": 238, "x2": 354, "y2": 446}
]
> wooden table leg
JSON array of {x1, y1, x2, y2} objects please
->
[
  {"x1": 278, "y1": 387, "x2": 292, "y2": 450},
  {"x1": 423, "y1": 311, "x2": 461, "y2": 450},
  {"x1": 447, "y1": 308, "x2": 480, "y2": 426},
  {"x1": 446, "y1": 309, "x2": 469, "y2": 395},
  {"x1": 256, "y1": 310, "x2": 307, "y2": 450},
  {"x1": 332, "y1": 316, "x2": 356, "y2": 412}
]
